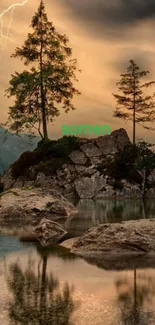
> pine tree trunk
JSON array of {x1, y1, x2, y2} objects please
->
[
  {"x1": 40, "y1": 69, "x2": 48, "y2": 140},
  {"x1": 133, "y1": 107, "x2": 136, "y2": 145},
  {"x1": 133, "y1": 73, "x2": 136, "y2": 145},
  {"x1": 40, "y1": 6, "x2": 48, "y2": 140},
  {"x1": 142, "y1": 168, "x2": 146, "y2": 199}
]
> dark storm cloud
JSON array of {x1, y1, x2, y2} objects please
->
[
  {"x1": 109, "y1": 49, "x2": 155, "y2": 79},
  {"x1": 60, "y1": 0, "x2": 155, "y2": 38},
  {"x1": 62, "y1": 0, "x2": 155, "y2": 26},
  {"x1": 110, "y1": 50, "x2": 154, "y2": 71}
]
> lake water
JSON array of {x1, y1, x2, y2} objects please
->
[
  {"x1": 1, "y1": 199, "x2": 155, "y2": 325},
  {"x1": 66, "y1": 198, "x2": 155, "y2": 236}
]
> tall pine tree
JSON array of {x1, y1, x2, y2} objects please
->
[
  {"x1": 5, "y1": 0, "x2": 81, "y2": 140},
  {"x1": 113, "y1": 60, "x2": 155, "y2": 144}
]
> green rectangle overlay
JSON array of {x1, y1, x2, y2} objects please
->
[{"x1": 61, "y1": 125, "x2": 111, "y2": 135}]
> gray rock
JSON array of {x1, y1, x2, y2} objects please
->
[
  {"x1": 33, "y1": 218, "x2": 68, "y2": 246},
  {"x1": 35, "y1": 172, "x2": 53, "y2": 188},
  {"x1": 67, "y1": 164, "x2": 76, "y2": 173},
  {"x1": 75, "y1": 174, "x2": 106, "y2": 198},
  {"x1": 0, "y1": 187, "x2": 77, "y2": 226},
  {"x1": 74, "y1": 165, "x2": 86, "y2": 173},
  {"x1": 71, "y1": 219, "x2": 155, "y2": 257},
  {"x1": 111, "y1": 128, "x2": 131, "y2": 150},
  {"x1": 145, "y1": 187, "x2": 155, "y2": 198},
  {"x1": 80, "y1": 143, "x2": 102, "y2": 158},
  {"x1": 94, "y1": 185, "x2": 115, "y2": 198},
  {"x1": 89, "y1": 155, "x2": 103, "y2": 165},
  {"x1": 69, "y1": 150, "x2": 87, "y2": 165},
  {"x1": 63, "y1": 183, "x2": 74, "y2": 192},
  {"x1": 120, "y1": 180, "x2": 142, "y2": 198},
  {"x1": 56, "y1": 169, "x2": 66, "y2": 179},
  {"x1": 80, "y1": 165, "x2": 97, "y2": 177},
  {"x1": 95, "y1": 135, "x2": 118, "y2": 155}
]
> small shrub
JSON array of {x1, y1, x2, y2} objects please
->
[
  {"x1": 35, "y1": 157, "x2": 68, "y2": 175},
  {"x1": 112, "y1": 180, "x2": 123, "y2": 190},
  {"x1": 127, "y1": 168, "x2": 142, "y2": 184},
  {"x1": 35, "y1": 136, "x2": 80, "y2": 158},
  {"x1": 11, "y1": 151, "x2": 43, "y2": 179},
  {"x1": 35, "y1": 139, "x2": 56, "y2": 152},
  {"x1": 106, "y1": 144, "x2": 141, "y2": 183},
  {"x1": 96, "y1": 161, "x2": 107, "y2": 171},
  {"x1": 106, "y1": 160, "x2": 128, "y2": 179}
]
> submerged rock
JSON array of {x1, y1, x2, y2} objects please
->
[
  {"x1": 0, "y1": 187, "x2": 77, "y2": 226},
  {"x1": 33, "y1": 218, "x2": 68, "y2": 246},
  {"x1": 71, "y1": 219, "x2": 155, "y2": 257}
]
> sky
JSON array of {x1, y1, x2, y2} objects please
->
[{"x1": 1, "y1": 0, "x2": 155, "y2": 142}]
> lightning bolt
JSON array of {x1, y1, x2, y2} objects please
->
[{"x1": 0, "y1": 0, "x2": 28, "y2": 51}]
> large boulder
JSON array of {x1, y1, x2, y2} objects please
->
[
  {"x1": 80, "y1": 143, "x2": 102, "y2": 158},
  {"x1": 69, "y1": 150, "x2": 87, "y2": 165},
  {"x1": 95, "y1": 135, "x2": 118, "y2": 155},
  {"x1": 0, "y1": 187, "x2": 77, "y2": 227},
  {"x1": 111, "y1": 128, "x2": 131, "y2": 150},
  {"x1": 33, "y1": 218, "x2": 68, "y2": 246},
  {"x1": 71, "y1": 219, "x2": 155, "y2": 257},
  {"x1": 74, "y1": 173, "x2": 107, "y2": 198}
]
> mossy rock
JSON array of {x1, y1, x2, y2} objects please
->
[{"x1": 11, "y1": 151, "x2": 43, "y2": 179}]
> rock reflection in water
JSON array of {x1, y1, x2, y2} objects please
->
[
  {"x1": 66, "y1": 199, "x2": 155, "y2": 236},
  {"x1": 6, "y1": 244, "x2": 78, "y2": 325}
]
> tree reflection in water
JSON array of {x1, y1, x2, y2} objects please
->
[
  {"x1": 115, "y1": 269, "x2": 155, "y2": 325},
  {"x1": 6, "y1": 246, "x2": 78, "y2": 325}
]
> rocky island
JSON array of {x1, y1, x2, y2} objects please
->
[{"x1": 1, "y1": 128, "x2": 155, "y2": 200}]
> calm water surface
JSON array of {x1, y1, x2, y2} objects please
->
[{"x1": 1, "y1": 199, "x2": 155, "y2": 325}]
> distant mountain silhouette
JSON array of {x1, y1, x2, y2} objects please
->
[{"x1": 0, "y1": 127, "x2": 39, "y2": 175}]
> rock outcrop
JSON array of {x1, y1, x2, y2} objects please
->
[
  {"x1": 0, "y1": 187, "x2": 77, "y2": 227},
  {"x1": 1, "y1": 127, "x2": 155, "y2": 199},
  {"x1": 33, "y1": 218, "x2": 68, "y2": 246},
  {"x1": 0, "y1": 128, "x2": 134, "y2": 198},
  {"x1": 71, "y1": 219, "x2": 155, "y2": 257}
]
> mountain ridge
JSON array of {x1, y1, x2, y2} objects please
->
[{"x1": 0, "y1": 127, "x2": 39, "y2": 175}]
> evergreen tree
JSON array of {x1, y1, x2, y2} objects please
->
[
  {"x1": 135, "y1": 140, "x2": 155, "y2": 197},
  {"x1": 113, "y1": 60, "x2": 155, "y2": 144},
  {"x1": 5, "y1": 0, "x2": 81, "y2": 140}
]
